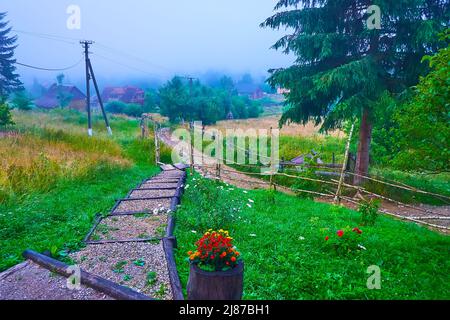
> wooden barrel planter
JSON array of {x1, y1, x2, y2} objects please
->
[{"x1": 187, "y1": 261, "x2": 244, "y2": 300}]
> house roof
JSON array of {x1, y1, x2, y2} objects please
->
[
  {"x1": 235, "y1": 83, "x2": 262, "y2": 95},
  {"x1": 35, "y1": 84, "x2": 86, "y2": 109},
  {"x1": 102, "y1": 86, "x2": 144, "y2": 98}
]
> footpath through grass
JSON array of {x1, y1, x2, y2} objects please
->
[
  {"x1": 0, "y1": 109, "x2": 165, "y2": 271},
  {"x1": 174, "y1": 173, "x2": 450, "y2": 300}
]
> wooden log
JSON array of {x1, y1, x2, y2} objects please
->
[
  {"x1": 187, "y1": 261, "x2": 244, "y2": 300},
  {"x1": 22, "y1": 250, "x2": 153, "y2": 300},
  {"x1": 118, "y1": 196, "x2": 176, "y2": 202},
  {"x1": 162, "y1": 238, "x2": 184, "y2": 300},
  {"x1": 83, "y1": 214, "x2": 103, "y2": 243}
]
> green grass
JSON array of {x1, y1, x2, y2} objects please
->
[
  {"x1": 0, "y1": 108, "x2": 169, "y2": 271},
  {"x1": 174, "y1": 173, "x2": 450, "y2": 300}
]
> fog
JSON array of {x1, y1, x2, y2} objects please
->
[{"x1": 2, "y1": 0, "x2": 294, "y2": 89}]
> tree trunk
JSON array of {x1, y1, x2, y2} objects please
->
[{"x1": 354, "y1": 107, "x2": 373, "y2": 186}]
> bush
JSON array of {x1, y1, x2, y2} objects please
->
[
  {"x1": 358, "y1": 198, "x2": 381, "y2": 226},
  {"x1": 11, "y1": 90, "x2": 33, "y2": 111},
  {"x1": 179, "y1": 175, "x2": 242, "y2": 231},
  {"x1": 105, "y1": 101, "x2": 144, "y2": 117},
  {"x1": 0, "y1": 102, "x2": 14, "y2": 127},
  {"x1": 323, "y1": 226, "x2": 364, "y2": 255}
]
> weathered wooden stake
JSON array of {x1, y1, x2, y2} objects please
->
[
  {"x1": 334, "y1": 121, "x2": 356, "y2": 203},
  {"x1": 154, "y1": 120, "x2": 160, "y2": 165},
  {"x1": 189, "y1": 122, "x2": 195, "y2": 175}
]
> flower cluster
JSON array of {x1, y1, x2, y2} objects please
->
[
  {"x1": 188, "y1": 229, "x2": 241, "y2": 271},
  {"x1": 324, "y1": 226, "x2": 364, "y2": 255}
]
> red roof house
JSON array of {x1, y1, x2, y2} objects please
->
[{"x1": 101, "y1": 86, "x2": 145, "y2": 105}]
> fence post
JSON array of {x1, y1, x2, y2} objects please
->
[
  {"x1": 334, "y1": 121, "x2": 356, "y2": 203},
  {"x1": 189, "y1": 122, "x2": 195, "y2": 175},
  {"x1": 154, "y1": 120, "x2": 160, "y2": 165}
]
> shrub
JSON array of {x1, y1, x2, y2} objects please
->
[
  {"x1": 188, "y1": 229, "x2": 241, "y2": 271},
  {"x1": 186, "y1": 177, "x2": 240, "y2": 230},
  {"x1": 358, "y1": 198, "x2": 381, "y2": 226},
  {"x1": 106, "y1": 101, "x2": 144, "y2": 117},
  {"x1": 0, "y1": 102, "x2": 14, "y2": 127},
  {"x1": 11, "y1": 90, "x2": 33, "y2": 111},
  {"x1": 323, "y1": 226, "x2": 364, "y2": 255}
]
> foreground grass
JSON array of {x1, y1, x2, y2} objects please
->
[
  {"x1": 0, "y1": 109, "x2": 166, "y2": 271},
  {"x1": 175, "y1": 174, "x2": 450, "y2": 300}
]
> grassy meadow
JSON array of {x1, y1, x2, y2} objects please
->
[
  {"x1": 0, "y1": 109, "x2": 171, "y2": 271},
  {"x1": 175, "y1": 173, "x2": 450, "y2": 300},
  {"x1": 201, "y1": 115, "x2": 449, "y2": 205}
]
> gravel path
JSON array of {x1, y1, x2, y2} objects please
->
[
  {"x1": 114, "y1": 199, "x2": 172, "y2": 213},
  {"x1": 130, "y1": 189, "x2": 176, "y2": 199},
  {"x1": 90, "y1": 215, "x2": 168, "y2": 241},
  {"x1": 0, "y1": 262, "x2": 113, "y2": 300},
  {"x1": 70, "y1": 242, "x2": 173, "y2": 300},
  {"x1": 1, "y1": 169, "x2": 184, "y2": 301},
  {"x1": 140, "y1": 182, "x2": 180, "y2": 189}
]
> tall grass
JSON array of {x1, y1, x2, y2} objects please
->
[{"x1": 0, "y1": 108, "x2": 169, "y2": 271}]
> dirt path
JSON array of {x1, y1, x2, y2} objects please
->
[
  {"x1": 159, "y1": 128, "x2": 293, "y2": 193},
  {"x1": 159, "y1": 128, "x2": 449, "y2": 233},
  {"x1": 0, "y1": 168, "x2": 186, "y2": 300}
]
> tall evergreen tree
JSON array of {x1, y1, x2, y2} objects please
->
[
  {"x1": 261, "y1": 0, "x2": 449, "y2": 183},
  {"x1": 0, "y1": 12, "x2": 21, "y2": 100}
]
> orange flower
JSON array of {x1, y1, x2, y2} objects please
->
[{"x1": 231, "y1": 257, "x2": 237, "y2": 262}]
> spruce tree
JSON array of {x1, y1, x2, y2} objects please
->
[
  {"x1": 0, "y1": 12, "x2": 21, "y2": 99},
  {"x1": 261, "y1": 0, "x2": 449, "y2": 183}
]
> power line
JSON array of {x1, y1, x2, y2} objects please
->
[
  {"x1": 12, "y1": 29, "x2": 176, "y2": 76},
  {"x1": 95, "y1": 42, "x2": 174, "y2": 73},
  {"x1": 12, "y1": 29, "x2": 79, "y2": 45},
  {"x1": 92, "y1": 52, "x2": 163, "y2": 78},
  {"x1": 13, "y1": 57, "x2": 84, "y2": 72}
]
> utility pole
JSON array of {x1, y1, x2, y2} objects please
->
[{"x1": 81, "y1": 40, "x2": 112, "y2": 136}]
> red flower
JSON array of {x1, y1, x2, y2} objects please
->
[
  {"x1": 325, "y1": 236, "x2": 329, "y2": 241},
  {"x1": 337, "y1": 230, "x2": 344, "y2": 238},
  {"x1": 353, "y1": 227, "x2": 362, "y2": 234}
]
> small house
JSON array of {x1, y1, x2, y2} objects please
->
[
  {"x1": 35, "y1": 84, "x2": 86, "y2": 111},
  {"x1": 101, "y1": 86, "x2": 145, "y2": 106},
  {"x1": 235, "y1": 83, "x2": 264, "y2": 100}
]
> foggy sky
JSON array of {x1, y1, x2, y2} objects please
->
[{"x1": 2, "y1": 0, "x2": 294, "y2": 88}]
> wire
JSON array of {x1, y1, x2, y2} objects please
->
[
  {"x1": 12, "y1": 29, "x2": 176, "y2": 75},
  {"x1": 12, "y1": 29, "x2": 79, "y2": 45},
  {"x1": 11, "y1": 57, "x2": 84, "y2": 72},
  {"x1": 95, "y1": 42, "x2": 174, "y2": 73},
  {"x1": 92, "y1": 53, "x2": 163, "y2": 77}
]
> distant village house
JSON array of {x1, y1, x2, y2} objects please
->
[
  {"x1": 99, "y1": 86, "x2": 145, "y2": 106},
  {"x1": 235, "y1": 83, "x2": 264, "y2": 100},
  {"x1": 34, "y1": 84, "x2": 86, "y2": 111}
]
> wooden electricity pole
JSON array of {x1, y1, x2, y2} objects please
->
[{"x1": 81, "y1": 40, "x2": 112, "y2": 136}]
